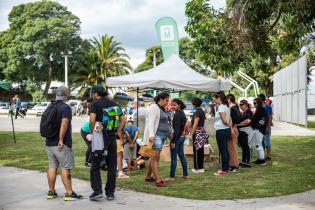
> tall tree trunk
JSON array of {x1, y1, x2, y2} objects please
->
[
  {"x1": 44, "y1": 55, "x2": 53, "y2": 99},
  {"x1": 265, "y1": 80, "x2": 273, "y2": 97}
]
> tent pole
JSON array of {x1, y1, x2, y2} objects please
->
[
  {"x1": 136, "y1": 87, "x2": 139, "y2": 127},
  {"x1": 8, "y1": 89, "x2": 16, "y2": 144}
]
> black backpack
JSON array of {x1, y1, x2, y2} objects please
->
[{"x1": 40, "y1": 102, "x2": 60, "y2": 138}]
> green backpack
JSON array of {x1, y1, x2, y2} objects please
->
[{"x1": 102, "y1": 106, "x2": 122, "y2": 132}]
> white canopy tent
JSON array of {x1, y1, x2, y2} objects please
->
[{"x1": 106, "y1": 54, "x2": 230, "y2": 91}]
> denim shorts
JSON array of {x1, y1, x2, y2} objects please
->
[{"x1": 152, "y1": 134, "x2": 168, "y2": 151}]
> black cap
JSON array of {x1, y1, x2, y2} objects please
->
[{"x1": 92, "y1": 85, "x2": 105, "y2": 94}]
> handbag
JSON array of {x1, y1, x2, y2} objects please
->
[
  {"x1": 139, "y1": 141, "x2": 159, "y2": 158},
  {"x1": 92, "y1": 122, "x2": 104, "y2": 153}
]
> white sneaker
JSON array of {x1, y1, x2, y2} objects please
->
[
  {"x1": 192, "y1": 169, "x2": 199, "y2": 173},
  {"x1": 118, "y1": 172, "x2": 129, "y2": 179},
  {"x1": 198, "y1": 169, "x2": 205, "y2": 173}
]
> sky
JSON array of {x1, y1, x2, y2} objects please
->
[{"x1": 0, "y1": 0, "x2": 225, "y2": 68}]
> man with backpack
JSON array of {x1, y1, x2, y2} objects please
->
[
  {"x1": 258, "y1": 94, "x2": 273, "y2": 161},
  {"x1": 89, "y1": 85, "x2": 126, "y2": 201},
  {"x1": 41, "y1": 86, "x2": 83, "y2": 201}
]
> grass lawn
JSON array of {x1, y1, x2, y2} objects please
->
[
  {"x1": 307, "y1": 121, "x2": 315, "y2": 130},
  {"x1": 296, "y1": 121, "x2": 315, "y2": 130},
  {"x1": 0, "y1": 131, "x2": 314, "y2": 200}
]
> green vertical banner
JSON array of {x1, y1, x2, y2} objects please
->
[{"x1": 155, "y1": 17, "x2": 179, "y2": 60}]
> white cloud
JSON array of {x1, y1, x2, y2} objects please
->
[{"x1": 0, "y1": 0, "x2": 225, "y2": 68}]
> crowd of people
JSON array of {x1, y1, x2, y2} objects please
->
[{"x1": 42, "y1": 85, "x2": 272, "y2": 202}]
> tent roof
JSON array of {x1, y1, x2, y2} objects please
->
[
  {"x1": 107, "y1": 54, "x2": 230, "y2": 91},
  {"x1": 0, "y1": 80, "x2": 10, "y2": 92}
]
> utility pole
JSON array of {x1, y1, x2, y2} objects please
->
[
  {"x1": 62, "y1": 52, "x2": 72, "y2": 87},
  {"x1": 153, "y1": 52, "x2": 156, "y2": 68},
  {"x1": 150, "y1": 48, "x2": 160, "y2": 68},
  {"x1": 65, "y1": 55, "x2": 68, "y2": 87}
]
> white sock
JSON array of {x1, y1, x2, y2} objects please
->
[{"x1": 257, "y1": 150, "x2": 264, "y2": 160}]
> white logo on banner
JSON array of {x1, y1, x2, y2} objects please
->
[{"x1": 160, "y1": 25, "x2": 174, "y2": 41}]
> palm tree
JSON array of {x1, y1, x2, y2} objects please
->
[
  {"x1": 70, "y1": 48, "x2": 101, "y2": 97},
  {"x1": 92, "y1": 35, "x2": 132, "y2": 84}
]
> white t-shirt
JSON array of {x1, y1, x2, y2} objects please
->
[{"x1": 214, "y1": 104, "x2": 231, "y2": 130}]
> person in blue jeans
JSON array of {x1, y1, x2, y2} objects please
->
[
  {"x1": 258, "y1": 94, "x2": 273, "y2": 161},
  {"x1": 213, "y1": 92, "x2": 231, "y2": 177},
  {"x1": 164, "y1": 99, "x2": 188, "y2": 182}
]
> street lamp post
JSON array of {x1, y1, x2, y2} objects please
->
[
  {"x1": 153, "y1": 52, "x2": 156, "y2": 68},
  {"x1": 150, "y1": 49, "x2": 160, "y2": 97},
  {"x1": 65, "y1": 55, "x2": 68, "y2": 87},
  {"x1": 150, "y1": 49, "x2": 160, "y2": 68},
  {"x1": 62, "y1": 52, "x2": 72, "y2": 87}
]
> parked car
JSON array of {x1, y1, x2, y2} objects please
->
[
  {"x1": 0, "y1": 102, "x2": 10, "y2": 110},
  {"x1": 140, "y1": 93, "x2": 154, "y2": 102},
  {"x1": 114, "y1": 92, "x2": 134, "y2": 101},
  {"x1": 0, "y1": 102, "x2": 10, "y2": 115},
  {"x1": 67, "y1": 100, "x2": 83, "y2": 116},
  {"x1": 48, "y1": 86, "x2": 58, "y2": 94},
  {"x1": 20, "y1": 102, "x2": 34, "y2": 114},
  {"x1": 184, "y1": 103, "x2": 194, "y2": 117},
  {"x1": 27, "y1": 102, "x2": 50, "y2": 116}
]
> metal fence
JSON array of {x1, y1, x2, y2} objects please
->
[{"x1": 273, "y1": 55, "x2": 307, "y2": 126}]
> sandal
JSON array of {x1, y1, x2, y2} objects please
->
[
  {"x1": 155, "y1": 181, "x2": 167, "y2": 187},
  {"x1": 144, "y1": 177, "x2": 155, "y2": 182}
]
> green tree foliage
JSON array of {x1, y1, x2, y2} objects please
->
[
  {"x1": 69, "y1": 39, "x2": 100, "y2": 96},
  {"x1": 26, "y1": 83, "x2": 44, "y2": 104},
  {"x1": 69, "y1": 35, "x2": 132, "y2": 98},
  {"x1": 91, "y1": 35, "x2": 132, "y2": 84},
  {"x1": 185, "y1": 1, "x2": 250, "y2": 76},
  {"x1": 0, "y1": 1, "x2": 81, "y2": 98},
  {"x1": 185, "y1": 0, "x2": 315, "y2": 95},
  {"x1": 135, "y1": 46, "x2": 163, "y2": 73}
]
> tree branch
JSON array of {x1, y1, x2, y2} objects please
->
[
  {"x1": 238, "y1": 0, "x2": 249, "y2": 30},
  {"x1": 267, "y1": 6, "x2": 283, "y2": 33}
]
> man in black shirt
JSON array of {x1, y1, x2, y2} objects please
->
[{"x1": 89, "y1": 85, "x2": 125, "y2": 201}]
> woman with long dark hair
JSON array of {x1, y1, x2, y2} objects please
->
[
  {"x1": 251, "y1": 98, "x2": 267, "y2": 165},
  {"x1": 143, "y1": 92, "x2": 172, "y2": 187},
  {"x1": 191, "y1": 97, "x2": 207, "y2": 173},
  {"x1": 164, "y1": 99, "x2": 188, "y2": 182},
  {"x1": 236, "y1": 99, "x2": 253, "y2": 167},
  {"x1": 226, "y1": 94, "x2": 240, "y2": 172},
  {"x1": 213, "y1": 92, "x2": 231, "y2": 176}
]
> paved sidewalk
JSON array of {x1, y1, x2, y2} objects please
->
[
  {"x1": 0, "y1": 166, "x2": 314, "y2": 210},
  {"x1": 0, "y1": 116, "x2": 86, "y2": 133},
  {"x1": 271, "y1": 121, "x2": 315, "y2": 136}
]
